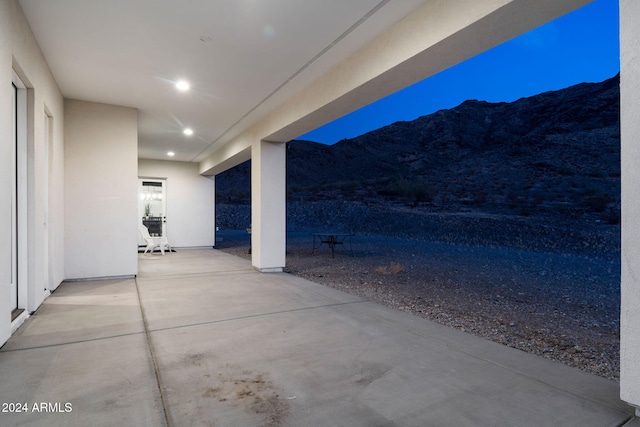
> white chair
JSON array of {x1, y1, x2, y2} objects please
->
[{"x1": 139, "y1": 224, "x2": 171, "y2": 255}]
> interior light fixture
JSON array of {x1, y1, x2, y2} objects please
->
[
  {"x1": 183, "y1": 128, "x2": 194, "y2": 136},
  {"x1": 176, "y1": 80, "x2": 190, "y2": 91},
  {"x1": 167, "y1": 151, "x2": 175, "y2": 157}
]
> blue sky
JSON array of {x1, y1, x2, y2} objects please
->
[{"x1": 300, "y1": 0, "x2": 620, "y2": 145}]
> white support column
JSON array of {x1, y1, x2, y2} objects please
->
[
  {"x1": 621, "y1": 0, "x2": 640, "y2": 414},
  {"x1": 251, "y1": 140, "x2": 286, "y2": 272}
]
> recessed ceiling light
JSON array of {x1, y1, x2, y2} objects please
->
[
  {"x1": 167, "y1": 151, "x2": 175, "y2": 157},
  {"x1": 183, "y1": 128, "x2": 194, "y2": 136},
  {"x1": 176, "y1": 80, "x2": 190, "y2": 91}
]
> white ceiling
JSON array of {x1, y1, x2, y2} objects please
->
[{"x1": 19, "y1": 0, "x2": 428, "y2": 162}]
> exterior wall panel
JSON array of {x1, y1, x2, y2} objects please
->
[{"x1": 64, "y1": 100, "x2": 138, "y2": 279}]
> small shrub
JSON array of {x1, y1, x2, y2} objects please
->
[
  {"x1": 557, "y1": 164, "x2": 577, "y2": 176},
  {"x1": 379, "y1": 177, "x2": 437, "y2": 203},
  {"x1": 581, "y1": 186, "x2": 613, "y2": 213},
  {"x1": 603, "y1": 206, "x2": 621, "y2": 224},
  {"x1": 374, "y1": 262, "x2": 404, "y2": 275},
  {"x1": 472, "y1": 189, "x2": 489, "y2": 205}
]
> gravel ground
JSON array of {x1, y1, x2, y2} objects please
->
[{"x1": 215, "y1": 202, "x2": 620, "y2": 381}]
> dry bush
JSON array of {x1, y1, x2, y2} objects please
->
[{"x1": 374, "y1": 262, "x2": 404, "y2": 275}]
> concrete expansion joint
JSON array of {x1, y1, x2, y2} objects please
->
[
  {"x1": 133, "y1": 277, "x2": 171, "y2": 427},
  {"x1": 0, "y1": 331, "x2": 144, "y2": 353},
  {"x1": 137, "y1": 270, "x2": 254, "y2": 282},
  {"x1": 145, "y1": 300, "x2": 370, "y2": 335}
]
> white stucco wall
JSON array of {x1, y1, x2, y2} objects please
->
[
  {"x1": 64, "y1": 100, "x2": 138, "y2": 279},
  {"x1": 0, "y1": 0, "x2": 65, "y2": 344},
  {"x1": 620, "y1": 0, "x2": 640, "y2": 413},
  {"x1": 138, "y1": 159, "x2": 215, "y2": 248}
]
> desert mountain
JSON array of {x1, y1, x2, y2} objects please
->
[{"x1": 217, "y1": 74, "x2": 620, "y2": 221}]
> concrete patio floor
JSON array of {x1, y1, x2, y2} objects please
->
[{"x1": 0, "y1": 249, "x2": 636, "y2": 426}]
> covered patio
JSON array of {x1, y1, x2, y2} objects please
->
[
  {"x1": 0, "y1": 249, "x2": 634, "y2": 426},
  {"x1": 2, "y1": 0, "x2": 640, "y2": 420}
]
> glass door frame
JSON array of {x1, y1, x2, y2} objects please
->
[{"x1": 138, "y1": 178, "x2": 168, "y2": 245}]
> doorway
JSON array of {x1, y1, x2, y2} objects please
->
[
  {"x1": 11, "y1": 71, "x2": 27, "y2": 321},
  {"x1": 138, "y1": 178, "x2": 167, "y2": 246}
]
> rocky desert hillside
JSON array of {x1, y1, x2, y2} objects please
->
[{"x1": 216, "y1": 74, "x2": 620, "y2": 229}]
